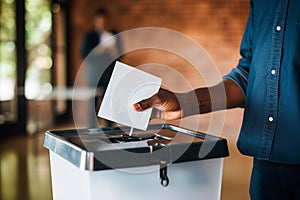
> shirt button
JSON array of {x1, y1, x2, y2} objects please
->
[
  {"x1": 271, "y1": 69, "x2": 276, "y2": 75},
  {"x1": 276, "y1": 26, "x2": 281, "y2": 31},
  {"x1": 268, "y1": 116, "x2": 274, "y2": 122}
]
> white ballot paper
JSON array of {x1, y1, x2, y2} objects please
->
[{"x1": 98, "y1": 61, "x2": 162, "y2": 130}]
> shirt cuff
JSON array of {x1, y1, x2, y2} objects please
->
[{"x1": 223, "y1": 66, "x2": 248, "y2": 98}]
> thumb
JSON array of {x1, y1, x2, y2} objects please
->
[{"x1": 133, "y1": 96, "x2": 155, "y2": 111}]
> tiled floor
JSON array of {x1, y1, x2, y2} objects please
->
[{"x1": 0, "y1": 110, "x2": 252, "y2": 200}]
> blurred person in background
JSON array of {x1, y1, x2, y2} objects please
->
[
  {"x1": 81, "y1": 8, "x2": 123, "y2": 128},
  {"x1": 134, "y1": 0, "x2": 300, "y2": 199}
]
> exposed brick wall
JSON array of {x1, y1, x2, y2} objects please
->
[{"x1": 68, "y1": 0, "x2": 249, "y2": 88}]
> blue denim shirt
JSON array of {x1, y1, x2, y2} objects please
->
[{"x1": 224, "y1": 0, "x2": 300, "y2": 164}]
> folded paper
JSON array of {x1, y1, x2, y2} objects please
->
[{"x1": 98, "y1": 61, "x2": 162, "y2": 130}]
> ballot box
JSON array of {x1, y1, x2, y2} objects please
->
[{"x1": 43, "y1": 124, "x2": 229, "y2": 200}]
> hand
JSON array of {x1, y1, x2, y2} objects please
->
[{"x1": 133, "y1": 88, "x2": 183, "y2": 120}]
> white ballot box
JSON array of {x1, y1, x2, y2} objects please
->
[{"x1": 43, "y1": 124, "x2": 229, "y2": 200}]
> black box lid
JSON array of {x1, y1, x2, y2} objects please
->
[{"x1": 43, "y1": 124, "x2": 229, "y2": 171}]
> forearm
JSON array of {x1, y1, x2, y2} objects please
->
[{"x1": 179, "y1": 78, "x2": 245, "y2": 117}]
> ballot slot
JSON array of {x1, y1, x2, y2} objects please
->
[
  {"x1": 60, "y1": 125, "x2": 205, "y2": 152},
  {"x1": 62, "y1": 129, "x2": 171, "y2": 152}
]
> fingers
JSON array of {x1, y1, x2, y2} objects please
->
[{"x1": 151, "y1": 108, "x2": 162, "y2": 119}]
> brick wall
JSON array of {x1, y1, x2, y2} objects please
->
[{"x1": 68, "y1": 0, "x2": 249, "y2": 88}]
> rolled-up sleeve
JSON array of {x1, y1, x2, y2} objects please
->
[{"x1": 223, "y1": 0, "x2": 254, "y2": 98}]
